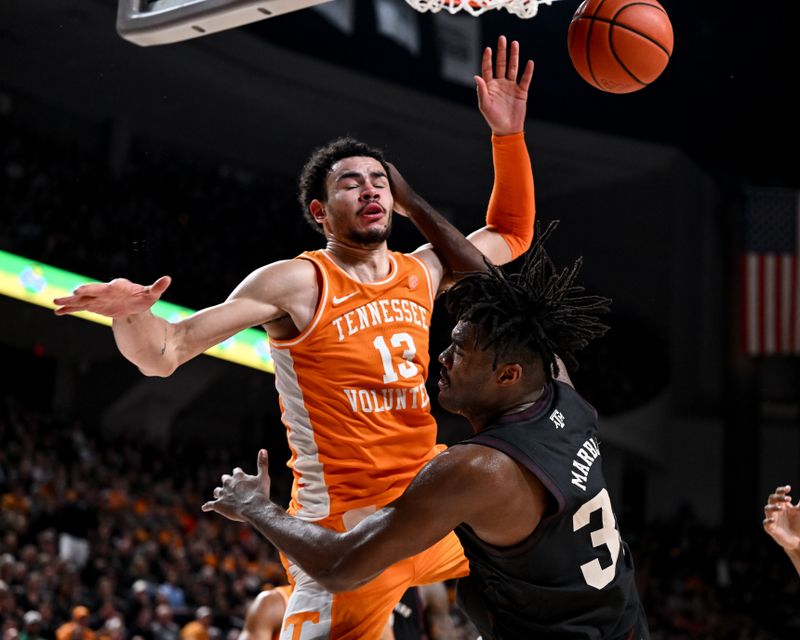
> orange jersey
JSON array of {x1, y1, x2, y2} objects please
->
[{"x1": 269, "y1": 250, "x2": 438, "y2": 523}]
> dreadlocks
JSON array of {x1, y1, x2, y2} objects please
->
[{"x1": 445, "y1": 220, "x2": 611, "y2": 382}]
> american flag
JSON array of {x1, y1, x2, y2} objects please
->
[{"x1": 740, "y1": 187, "x2": 800, "y2": 356}]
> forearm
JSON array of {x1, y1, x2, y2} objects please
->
[
  {"x1": 241, "y1": 499, "x2": 383, "y2": 592},
  {"x1": 485, "y1": 132, "x2": 535, "y2": 260},
  {"x1": 112, "y1": 312, "x2": 179, "y2": 377},
  {"x1": 787, "y1": 547, "x2": 800, "y2": 575},
  {"x1": 404, "y1": 193, "x2": 488, "y2": 275}
]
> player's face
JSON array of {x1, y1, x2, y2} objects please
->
[
  {"x1": 322, "y1": 156, "x2": 394, "y2": 245},
  {"x1": 437, "y1": 320, "x2": 496, "y2": 419}
]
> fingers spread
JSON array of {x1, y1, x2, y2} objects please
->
[
  {"x1": 150, "y1": 276, "x2": 172, "y2": 296},
  {"x1": 73, "y1": 283, "x2": 108, "y2": 296},
  {"x1": 507, "y1": 39, "x2": 519, "y2": 80},
  {"x1": 480, "y1": 47, "x2": 492, "y2": 83},
  {"x1": 494, "y1": 35, "x2": 507, "y2": 79},
  {"x1": 519, "y1": 60, "x2": 534, "y2": 94},
  {"x1": 53, "y1": 305, "x2": 82, "y2": 316}
]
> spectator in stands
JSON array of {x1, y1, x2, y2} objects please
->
[
  {"x1": 179, "y1": 607, "x2": 213, "y2": 640},
  {"x1": 55, "y1": 606, "x2": 95, "y2": 640},
  {"x1": 19, "y1": 611, "x2": 45, "y2": 640},
  {"x1": 150, "y1": 604, "x2": 179, "y2": 640}
]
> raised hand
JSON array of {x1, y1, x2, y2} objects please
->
[
  {"x1": 763, "y1": 484, "x2": 800, "y2": 552},
  {"x1": 53, "y1": 276, "x2": 171, "y2": 318},
  {"x1": 202, "y1": 449, "x2": 273, "y2": 523},
  {"x1": 475, "y1": 35, "x2": 534, "y2": 136}
]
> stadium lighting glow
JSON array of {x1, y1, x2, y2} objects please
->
[{"x1": 0, "y1": 249, "x2": 274, "y2": 374}]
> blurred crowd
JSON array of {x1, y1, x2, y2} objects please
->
[
  {"x1": 1, "y1": 392, "x2": 799, "y2": 640},
  {"x1": 0, "y1": 394, "x2": 290, "y2": 640}
]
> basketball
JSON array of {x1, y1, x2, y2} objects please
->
[{"x1": 568, "y1": 0, "x2": 674, "y2": 94}]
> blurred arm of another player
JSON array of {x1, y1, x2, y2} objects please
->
[
  {"x1": 418, "y1": 582, "x2": 457, "y2": 640},
  {"x1": 203, "y1": 445, "x2": 548, "y2": 593},
  {"x1": 410, "y1": 35, "x2": 536, "y2": 291},
  {"x1": 763, "y1": 484, "x2": 800, "y2": 575},
  {"x1": 239, "y1": 588, "x2": 287, "y2": 640},
  {"x1": 51, "y1": 259, "x2": 318, "y2": 377}
]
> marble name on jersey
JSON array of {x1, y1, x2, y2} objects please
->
[
  {"x1": 570, "y1": 436, "x2": 601, "y2": 491},
  {"x1": 332, "y1": 298, "x2": 430, "y2": 342}
]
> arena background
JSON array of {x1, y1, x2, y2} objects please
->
[{"x1": 1, "y1": 1, "x2": 799, "y2": 637}]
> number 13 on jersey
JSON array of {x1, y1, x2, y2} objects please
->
[{"x1": 373, "y1": 333, "x2": 420, "y2": 384}]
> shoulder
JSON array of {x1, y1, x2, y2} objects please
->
[
  {"x1": 230, "y1": 258, "x2": 318, "y2": 300},
  {"x1": 247, "y1": 257, "x2": 318, "y2": 285},
  {"x1": 420, "y1": 443, "x2": 518, "y2": 490}
]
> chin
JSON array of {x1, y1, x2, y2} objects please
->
[
  {"x1": 436, "y1": 390, "x2": 457, "y2": 414},
  {"x1": 350, "y1": 222, "x2": 392, "y2": 245}
]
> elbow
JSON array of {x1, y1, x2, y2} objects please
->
[
  {"x1": 314, "y1": 561, "x2": 374, "y2": 593},
  {"x1": 137, "y1": 361, "x2": 178, "y2": 378}
]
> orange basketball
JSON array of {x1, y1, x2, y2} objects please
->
[{"x1": 568, "y1": 0, "x2": 674, "y2": 94}]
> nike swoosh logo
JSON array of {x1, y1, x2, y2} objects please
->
[{"x1": 332, "y1": 292, "x2": 358, "y2": 305}]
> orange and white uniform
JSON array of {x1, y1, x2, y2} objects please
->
[
  {"x1": 268, "y1": 131, "x2": 535, "y2": 639},
  {"x1": 269, "y1": 249, "x2": 467, "y2": 639},
  {"x1": 271, "y1": 249, "x2": 440, "y2": 525}
]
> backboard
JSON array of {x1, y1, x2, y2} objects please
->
[{"x1": 117, "y1": 0, "x2": 332, "y2": 46}]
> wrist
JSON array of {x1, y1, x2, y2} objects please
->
[
  {"x1": 240, "y1": 493, "x2": 276, "y2": 523},
  {"x1": 491, "y1": 131, "x2": 525, "y2": 143}
]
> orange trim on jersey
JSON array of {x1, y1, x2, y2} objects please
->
[
  {"x1": 319, "y1": 250, "x2": 399, "y2": 286},
  {"x1": 269, "y1": 254, "x2": 329, "y2": 349}
]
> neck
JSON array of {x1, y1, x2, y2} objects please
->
[
  {"x1": 469, "y1": 384, "x2": 547, "y2": 432},
  {"x1": 325, "y1": 237, "x2": 391, "y2": 282}
]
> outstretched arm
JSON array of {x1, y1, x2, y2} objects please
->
[
  {"x1": 764, "y1": 484, "x2": 800, "y2": 575},
  {"x1": 469, "y1": 36, "x2": 536, "y2": 265},
  {"x1": 53, "y1": 260, "x2": 316, "y2": 377},
  {"x1": 202, "y1": 447, "x2": 515, "y2": 593},
  {"x1": 411, "y1": 35, "x2": 535, "y2": 285}
]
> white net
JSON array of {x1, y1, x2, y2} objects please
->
[{"x1": 404, "y1": 0, "x2": 557, "y2": 19}]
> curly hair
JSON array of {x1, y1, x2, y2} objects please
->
[
  {"x1": 297, "y1": 137, "x2": 393, "y2": 235},
  {"x1": 445, "y1": 220, "x2": 611, "y2": 382}
]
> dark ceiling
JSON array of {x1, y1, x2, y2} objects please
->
[
  {"x1": 2, "y1": 0, "x2": 798, "y2": 193},
  {"x1": 240, "y1": 0, "x2": 798, "y2": 190}
]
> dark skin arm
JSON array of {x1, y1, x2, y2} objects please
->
[
  {"x1": 391, "y1": 163, "x2": 490, "y2": 279},
  {"x1": 203, "y1": 447, "x2": 549, "y2": 593}
]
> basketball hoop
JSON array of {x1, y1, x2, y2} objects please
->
[{"x1": 404, "y1": 0, "x2": 557, "y2": 18}]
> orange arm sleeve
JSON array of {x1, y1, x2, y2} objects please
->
[{"x1": 485, "y1": 132, "x2": 536, "y2": 260}]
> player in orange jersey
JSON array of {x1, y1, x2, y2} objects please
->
[
  {"x1": 241, "y1": 583, "x2": 453, "y2": 640},
  {"x1": 54, "y1": 36, "x2": 535, "y2": 640}
]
